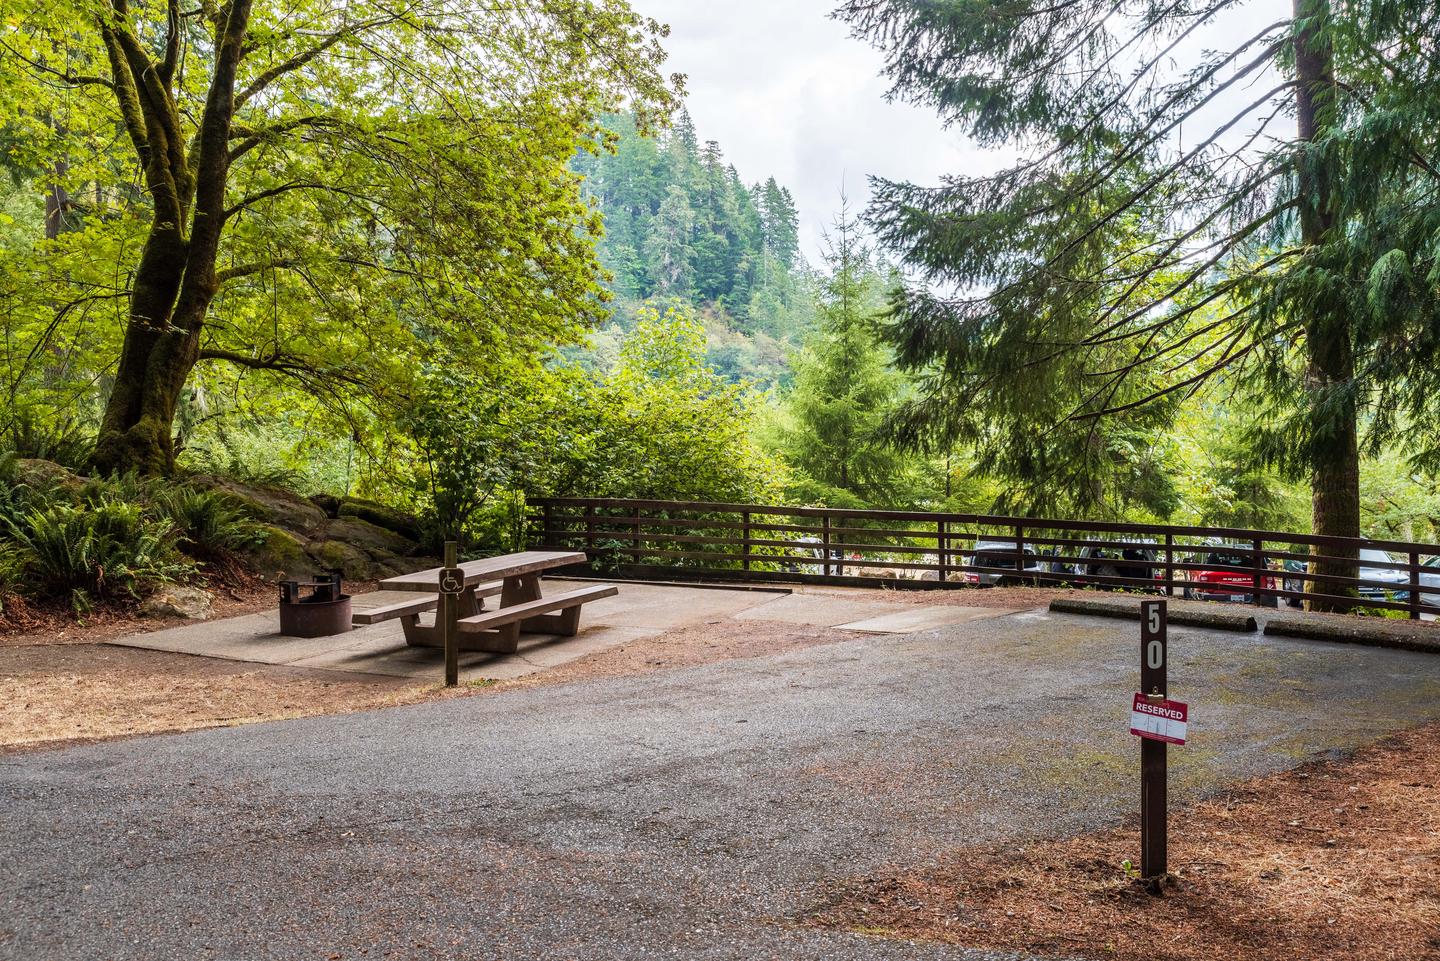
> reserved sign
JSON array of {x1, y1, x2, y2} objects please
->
[{"x1": 1130, "y1": 694, "x2": 1189, "y2": 746}]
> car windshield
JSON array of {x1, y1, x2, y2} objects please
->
[
  {"x1": 1360, "y1": 550, "x2": 1394, "y2": 566},
  {"x1": 1206, "y1": 552, "x2": 1248, "y2": 568},
  {"x1": 975, "y1": 544, "x2": 1034, "y2": 554}
]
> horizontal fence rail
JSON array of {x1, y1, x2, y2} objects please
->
[{"x1": 528, "y1": 498, "x2": 1440, "y2": 621}]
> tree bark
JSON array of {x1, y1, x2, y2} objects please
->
[
  {"x1": 89, "y1": 0, "x2": 255, "y2": 477},
  {"x1": 1293, "y1": 0, "x2": 1360, "y2": 611},
  {"x1": 43, "y1": 158, "x2": 71, "y2": 241}
]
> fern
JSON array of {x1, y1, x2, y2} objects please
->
[
  {"x1": 4, "y1": 499, "x2": 196, "y2": 611},
  {"x1": 151, "y1": 486, "x2": 265, "y2": 560}
]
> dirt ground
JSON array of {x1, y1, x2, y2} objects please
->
[
  {"x1": 0, "y1": 579, "x2": 282, "y2": 646},
  {"x1": 0, "y1": 645, "x2": 427, "y2": 754},
  {"x1": 805, "y1": 583, "x2": 1080, "y2": 610},
  {"x1": 0, "y1": 614, "x2": 859, "y2": 754},
  {"x1": 806, "y1": 724, "x2": 1440, "y2": 961}
]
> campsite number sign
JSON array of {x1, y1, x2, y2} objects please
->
[
  {"x1": 1132, "y1": 602, "x2": 1188, "y2": 746},
  {"x1": 1132, "y1": 599, "x2": 1187, "y2": 882}
]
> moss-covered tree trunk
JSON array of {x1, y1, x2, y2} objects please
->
[
  {"x1": 88, "y1": 0, "x2": 253, "y2": 477},
  {"x1": 91, "y1": 232, "x2": 199, "y2": 476},
  {"x1": 1293, "y1": 0, "x2": 1360, "y2": 610}
]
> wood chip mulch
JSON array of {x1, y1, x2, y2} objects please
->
[{"x1": 804, "y1": 725, "x2": 1440, "y2": 961}]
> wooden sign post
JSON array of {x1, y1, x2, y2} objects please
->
[
  {"x1": 1139, "y1": 600, "x2": 1168, "y2": 881},
  {"x1": 440, "y1": 541, "x2": 463, "y2": 688}
]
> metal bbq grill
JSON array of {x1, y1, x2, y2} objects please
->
[{"x1": 278, "y1": 572, "x2": 353, "y2": 638}]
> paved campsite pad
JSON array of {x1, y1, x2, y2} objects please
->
[
  {"x1": 105, "y1": 584, "x2": 1018, "y2": 681},
  {"x1": 106, "y1": 582, "x2": 799, "y2": 682},
  {"x1": 4, "y1": 609, "x2": 1440, "y2": 960}
]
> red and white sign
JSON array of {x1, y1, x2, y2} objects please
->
[{"x1": 1130, "y1": 694, "x2": 1189, "y2": 746}]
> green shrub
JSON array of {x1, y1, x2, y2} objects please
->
[
  {"x1": 3, "y1": 499, "x2": 196, "y2": 611},
  {"x1": 4, "y1": 413, "x2": 92, "y2": 471},
  {"x1": 80, "y1": 471, "x2": 163, "y2": 508},
  {"x1": 152, "y1": 487, "x2": 266, "y2": 561}
]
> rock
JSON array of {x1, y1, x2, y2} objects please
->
[
  {"x1": 306, "y1": 540, "x2": 375, "y2": 580},
  {"x1": 337, "y1": 498, "x2": 422, "y2": 541},
  {"x1": 192, "y1": 475, "x2": 329, "y2": 536},
  {"x1": 244, "y1": 525, "x2": 321, "y2": 580},
  {"x1": 309, "y1": 493, "x2": 343, "y2": 518},
  {"x1": 919, "y1": 571, "x2": 941, "y2": 582},
  {"x1": 375, "y1": 556, "x2": 441, "y2": 580},
  {"x1": 140, "y1": 586, "x2": 214, "y2": 620},
  {"x1": 16, "y1": 458, "x2": 86, "y2": 494},
  {"x1": 875, "y1": 568, "x2": 899, "y2": 579},
  {"x1": 323, "y1": 517, "x2": 418, "y2": 557}
]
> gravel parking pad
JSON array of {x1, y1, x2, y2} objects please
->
[{"x1": 3, "y1": 609, "x2": 1438, "y2": 960}]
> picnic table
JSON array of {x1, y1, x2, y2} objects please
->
[{"x1": 371, "y1": 551, "x2": 616, "y2": 654}]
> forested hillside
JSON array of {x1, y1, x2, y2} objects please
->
[{"x1": 572, "y1": 112, "x2": 813, "y2": 386}]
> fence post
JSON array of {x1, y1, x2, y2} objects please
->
[
  {"x1": 1411, "y1": 549, "x2": 1421, "y2": 621},
  {"x1": 631, "y1": 512, "x2": 641, "y2": 565},
  {"x1": 742, "y1": 511, "x2": 752, "y2": 572},
  {"x1": 541, "y1": 502, "x2": 553, "y2": 549},
  {"x1": 584, "y1": 505, "x2": 595, "y2": 556},
  {"x1": 1014, "y1": 523, "x2": 1026, "y2": 583},
  {"x1": 938, "y1": 520, "x2": 949, "y2": 582},
  {"x1": 822, "y1": 515, "x2": 832, "y2": 577},
  {"x1": 1164, "y1": 533, "x2": 1175, "y2": 597},
  {"x1": 1252, "y1": 537, "x2": 1265, "y2": 608}
]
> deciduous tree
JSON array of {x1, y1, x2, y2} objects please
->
[{"x1": 1, "y1": 0, "x2": 680, "y2": 475}]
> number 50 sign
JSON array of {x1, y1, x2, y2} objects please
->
[
  {"x1": 1145, "y1": 605, "x2": 1164, "y2": 669},
  {"x1": 1133, "y1": 600, "x2": 1187, "y2": 745}
]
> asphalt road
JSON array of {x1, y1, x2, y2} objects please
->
[{"x1": 4, "y1": 609, "x2": 1439, "y2": 961}]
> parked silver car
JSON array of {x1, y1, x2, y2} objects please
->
[
  {"x1": 1395, "y1": 556, "x2": 1440, "y2": 607},
  {"x1": 967, "y1": 540, "x2": 1044, "y2": 586},
  {"x1": 1359, "y1": 548, "x2": 1407, "y2": 600}
]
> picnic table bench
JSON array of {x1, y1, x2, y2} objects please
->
[{"x1": 375, "y1": 551, "x2": 615, "y2": 654}]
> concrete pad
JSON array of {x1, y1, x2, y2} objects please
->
[
  {"x1": 107, "y1": 610, "x2": 361, "y2": 664},
  {"x1": 836, "y1": 605, "x2": 1020, "y2": 634},
  {"x1": 109, "y1": 582, "x2": 786, "y2": 683},
  {"x1": 731, "y1": 592, "x2": 913, "y2": 627}
]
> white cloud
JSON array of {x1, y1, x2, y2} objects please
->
[{"x1": 639, "y1": 0, "x2": 989, "y2": 263}]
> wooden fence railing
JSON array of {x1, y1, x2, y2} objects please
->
[{"x1": 527, "y1": 498, "x2": 1440, "y2": 620}]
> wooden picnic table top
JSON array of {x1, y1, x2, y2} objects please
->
[{"x1": 378, "y1": 551, "x2": 586, "y2": 593}]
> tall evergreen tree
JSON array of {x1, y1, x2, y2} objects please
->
[
  {"x1": 644, "y1": 185, "x2": 696, "y2": 297},
  {"x1": 759, "y1": 179, "x2": 801, "y2": 271},
  {"x1": 840, "y1": 0, "x2": 1440, "y2": 607},
  {"x1": 782, "y1": 200, "x2": 906, "y2": 505},
  {"x1": 575, "y1": 113, "x2": 810, "y2": 348}
]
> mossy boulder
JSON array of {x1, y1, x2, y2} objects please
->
[
  {"x1": 16, "y1": 458, "x2": 86, "y2": 494},
  {"x1": 244, "y1": 525, "x2": 321, "y2": 580},
  {"x1": 192, "y1": 475, "x2": 329, "y2": 536},
  {"x1": 306, "y1": 540, "x2": 375, "y2": 580},
  {"x1": 139, "y1": 586, "x2": 215, "y2": 620},
  {"x1": 323, "y1": 517, "x2": 418, "y2": 558},
  {"x1": 336, "y1": 498, "x2": 421, "y2": 541}
]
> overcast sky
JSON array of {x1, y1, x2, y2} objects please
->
[
  {"x1": 635, "y1": 0, "x2": 1283, "y2": 266},
  {"x1": 636, "y1": 1, "x2": 987, "y2": 264}
]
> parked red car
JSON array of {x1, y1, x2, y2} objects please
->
[{"x1": 1183, "y1": 547, "x2": 1278, "y2": 606}]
